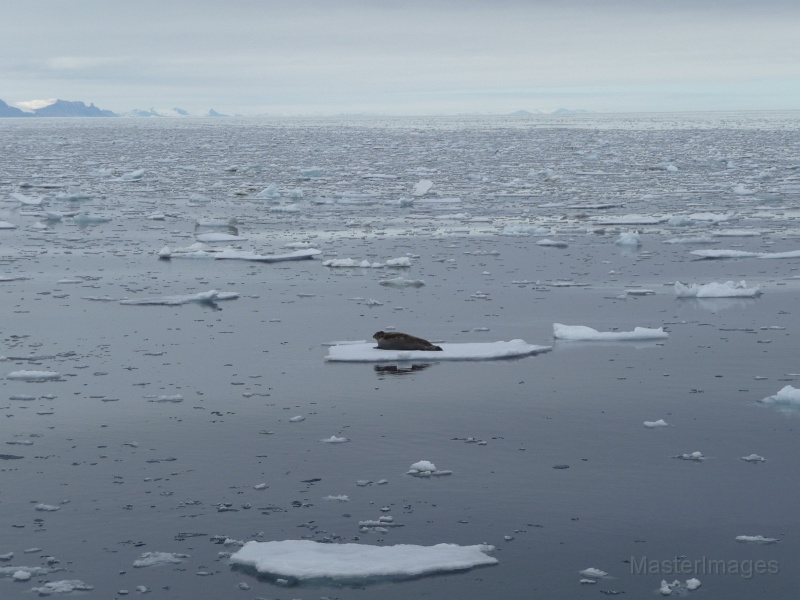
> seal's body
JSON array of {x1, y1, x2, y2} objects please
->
[{"x1": 373, "y1": 331, "x2": 443, "y2": 351}]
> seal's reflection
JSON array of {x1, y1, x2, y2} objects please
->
[{"x1": 373, "y1": 363, "x2": 432, "y2": 377}]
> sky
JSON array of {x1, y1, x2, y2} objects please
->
[{"x1": 1, "y1": 0, "x2": 799, "y2": 116}]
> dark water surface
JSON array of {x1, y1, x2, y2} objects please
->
[{"x1": 1, "y1": 114, "x2": 799, "y2": 598}]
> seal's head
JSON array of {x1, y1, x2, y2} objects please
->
[{"x1": 373, "y1": 331, "x2": 386, "y2": 341}]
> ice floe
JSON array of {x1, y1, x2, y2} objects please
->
[
  {"x1": 325, "y1": 339, "x2": 551, "y2": 362},
  {"x1": 675, "y1": 281, "x2": 762, "y2": 298},
  {"x1": 757, "y1": 385, "x2": 800, "y2": 408},
  {"x1": 120, "y1": 290, "x2": 239, "y2": 305},
  {"x1": 378, "y1": 276, "x2": 425, "y2": 288},
  {"x1": 407, "y1": 460, "x2": 452, "y2": 477},
  {"x1": 553, "y1": 324, "x2": 668, "y2": 341},
  {"x1": 615, "y1": 231, "x2": 642, "y2": 246},
  {"x1": 691, "y1": 249, "x2": 800, "y2": 260},
  {"x1": 735, "y1": 535, "x2": 779, "y2": 544},
  {"x1": 741, "y1": 454, "x2": 766, "y2": 463},
  {"x1": 674, "y1": 451, "x2": 705, "y2": 461},
  {"x1": 229, "y1": 540, "x2": 497, "y2": 583},
  {"x1": 6, "y1": 370, "x2": 62, "y2": 381},
  {"x1": 133, "y1": 551, "x2": 190, "y2": 567},
  {"x1": 30, "y1": 580, "x2": 94, "y2": 594},
  {"x1": 214, "y1": 248, "x2": 320, "y2": 262},
  {"x1": 644, "y1": 419, "x2": 669, "y2": 428}
]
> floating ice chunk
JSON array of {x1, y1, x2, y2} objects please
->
[
  {"x1": 626, "y1": 288, "x2": 655, "y2": 296},
  {"x1": 34, "y1": 503, "x2": 61, "y2": 512},
  {"x1": 326, "y1": 340, "x2": 551, "y2": 362},
  {"x1": 13, "y1": 570, "x2": 32, "y2": 581},
  {"x1": 660, "y1": 579, "x2": 677, "y2": 595},
  {"x1": 385, "y1": 257, "x2": 412, "y2": 267},
  {"x1": 673, "y1": 232, "x2": 729, "y2": 246},
  {"x1": 500, "y1": 225, "x2": 549, "y2": 236},
  {"x1": 73, "y1": 213, "x2": 112, "y2": 224},
  {"x1": 675, "y1": 280, "x2": 762, "y2": 298},
  {"x1": 323, "y1": 258, "x2": 383, "y2": 268},
  {"x1": 120, "y1": 290, "x2": 238, "y2": 306},
  {"x1": 215, "y1": 248, "x2": 320, "y2": 262},
  {"x1": 256, "y1": 184, "x2": 280, "y2": 198},
  {"x1": 321, "y1": 436, "x2": 350, "y2": 443},
  {"x1": 0, "y1": 221, "x2": 17, "y2": 229},
  {"x1": 690, "y1": 249, "x2": 761, "y2": 259},
  {"x1": 147, "y1": 394, "x2": 184, "y2": 403},
  {"x1": 133, "y1": 551, "x2": 190, "y2": 567},
  {"x1": 119, "y1": 169, "x2": 145, "y2": 181},
  {"x1": 758, "y1": 385, "x2": 800, "y2": 406},
  {"x1": 553, "y1": 324, "x2": 668, "y2": 341},
  {"x1": 689, "y1": 212, "x2": 735, "y2": 222},
  {"x1": 536, "y1": 238, "x2": 568, "y2": 247},
  {"x1": 378, "y1": 277, "x2": 424, "y2": 288},
  {"x1": 579, "y1": 567, "x2": 607, "y2": 579},
  {"x1": 289, "y1": 415, "x2": 305, "y2": 422},
  {"x1": 666, "y1": 216, "x2": 694, "y2": 227},
  {"x1": 196, "y1": 232, "x2": 247, "y2": 242},
  {"x1": 675, "y1": 451, "x2": 704, "y2": 461},
  {"x1": 595, "y1": 215, "x2": 666, "y2": 225},
  {"x1": 711, "y1": 229, "x2": 762, "y2": 237},
  {"x1": 408, "y1": 460, "x2": 438, "y2": 476},
  {"x1": 644, "y1": 419, "x2": 668, "y2": 428},
  {"x1": 686, "y1": 578, "x2": 701, "y2": 590},
  {"x1": 733, "y1": 183, "x2": 755, "y2": 195},
  {"x1": 270, "y1": 204, "x2": 301, "y2": 212},
  {"x1": 10, "y1": 192, "x2": 43, "y2": 206},
  {"x1": 6, "y1": 370, "x2": 62, "y2": 381},
  {"x1": 30, "y1": 579, "x2": 94, "y2": 594},
  {"x1": 741, "y1": 454, "x2": 766, "y2": 463},
  {"x1": 412, "y1": 179, "x2": 433, "y2": 196},
  {"x1": 323, "y1": 495, "x2": 350, "y2": 502},
  {"x1": 229, "y1": 540, "x2": 496, "y2": 583},
  {"x1": 189, "y1": 192, "x2": 211, "y2": 203},
  {"x1": 757, "y1": 250, "x2": 800, "y2": 259},
  {"x1": 735, "y1": 535, "x2": 779, "y2": 544},
  {"x1": 615, "y1": 231, "x2": 642, "y2": 246}
]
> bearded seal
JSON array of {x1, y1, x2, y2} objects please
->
[{"x1": 373, "y1": 331, "x2": 443, "y2": 351}]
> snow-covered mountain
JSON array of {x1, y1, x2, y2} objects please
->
[{"x1": 0, "y1": 98, "x2": 117, "y2": 117}]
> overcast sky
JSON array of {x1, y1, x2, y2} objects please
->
[{"x1": 1, "y1": 0, "x2": 798, "y2": 115}]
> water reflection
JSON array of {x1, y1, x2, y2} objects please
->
[{"x1": 373, "y1": 363, "x2": 432, "y2": 377}]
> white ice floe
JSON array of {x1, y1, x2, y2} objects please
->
[
  {"x1": 120, "y1": 290, "x2": 238, "y2": 306},
  {"x1": 595, "y1": 215, "x2": 666, "y2": 225},
  {"x1": 553, "y1": 324, "x2": 668, "y2": 341},
  {"x1": 378, "y1": 276, "x2": 425, "y2": 288},
  {"x1": 323, "y1": 495, "x2": 350, "y2": 502},
  {"x1": 615, "y1": 231, "x2": 642, "y2": 246},
  {"x1": 0, "y1": 221, "x2": 19, "y2": 229},
  {"x1": 214, "y1": 248, "x2": 320, "y2": 262},
  {"x1": 323, "y1": 257, "x2": 410, "y2": 268},
  {"x1": 412, "y1": 179, "x2": 434, "y2": 196},
  {"x1": 10, "y1": 192, "x2": 43, "y2": 206},
  {"x1": 758, "y1": 385, "x2": 800, "y2": 407},
  {"x1": 196, "y1": 232, "x2": 247, "y2": 242},
  {"x1": 579, "y1": 567, "x2": 607, "y2": 579},
  {"x1": 644, "y1": 419, "x2": 669, "y2": 428},
  {"x1": 711, "y1": 229, "x2": 762, "y2": 237},
  {"x1": 30, "y1": 580, "x2": 94, "y2": 594},
  {"x1": 325, "y1": 340, "x2": 551, "y2": 362},
  {"x1": 675, "y1": 280, "x2": 762, "y2": 298},
  {"x1": 663, "y1": 236, "x2": 717, "y2": 244},
  {"x1": 6, "y1": 370, "x2": 62, "y2": 381},
  {"x1": 536, "y1": 238, "x2": 569, "y2": 248},
  {"x1": 229, "y1": 540, "x2": 497, "y2": 583},
  {"x1": 407, "y1": 460, "x2": 452, "y2": 477},
  {"x1": 741, "y1": 454, "x2": 766, "y2": 463},
  {"x1": 500, "y1": 225, "x2": 550, "y2": 236},
  {"x1": 34, "y1": 503, "x2": 61, "y2": 512},
  {"x1": 735, "y1": 535, "x2": 779, "y2": 544},
  {"x1": 133, "y1": 551, "x2": 190, "y2": 567},
  {"x1": 675, "y1": 451, "x2": 705, "y2": 461},
  {"x1": 321, "y1": 436, "x2": 350, "y2": 443},
  {"x1": 691, "y1": 248, "x2": 800, "y2": 260},
  {"x1": 73, "y1": 213, "x2": 112, "y2": 224}
]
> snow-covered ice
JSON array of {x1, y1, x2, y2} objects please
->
[
  {"x1": 675, "y1": 280, "x2": 762, "y2": 298},
  {"x1": 6, "y1": 370, "x2": 62, "y2": 381},
  {"x1": 229, "y1": 540, "x2": 496, "y2": 583},
  {"x1": 133, "y1": 551, "x2": 190, "y2": 567},
  {"x1": 325, "y1": 339, "x2": 551, "y2": 362},
  {"x1": 119, "y1": 290, "x2": 238, "y2": 305},
  {"x1": 553, "y1": 324, "x2": 668, "y2": 341},
  {"x1": 735, "y1": 535, "x2": 779, "y2": 544}
]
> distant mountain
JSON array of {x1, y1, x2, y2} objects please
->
[
  {"x1": 206, "y1": 108, "x2": 228, "y2": 117},
  {"x1": 509, "y1": 109, "x2": 544, "y2": 116},
  {"x1": 0, "y1": 99, "x2": 27, "y2": 117},
  {"x1": 32, "y1": 99, "x2": 117, "y2": 117},
  {"x1": 125, "y1": 106, "x2": 227, "y2": 117}
]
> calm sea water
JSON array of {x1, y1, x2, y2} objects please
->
[{"x1": 1, "y1": 112, "x2": 799, "y2": 598}]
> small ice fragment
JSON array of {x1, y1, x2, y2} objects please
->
[
  {"x1": 253, "y1": 483, "x2": 268, "y2": 490},
  {"x1": 6, "y1": 370, "x2": 62, "y2": 381},
  {"x1": 675, "y1": 451, "x2": 704, "y2": 461},
  {"x1": 643, "y1": 419, "x2": 668, "y2": 428},
  {"x1": 686, "y1": 578, "x2": 701, "y2": 590},
  {"x1": 133, "y1": 551, "x2": 189, "y2": 567},
  {"x1": 12, "y1": 569, "x2": 32, "y2": 581},
  {"x1": 34, "y1": 503, "x2": 61, "y2": 512},
  {"x1": 323, "y1": 495, "x2": 349, "y2": 502},
  {"x1": 289, "y1": 415, "x2": 305, "y2": 423},
  {"x1": 740, "y1": 454, "x2": 766, "y2": 463},
  {"x1": 735, "y1": 535, "x2": 779, "y2": 544},
  {"x1": 321, "y1": 436, "x2": 350, "y2": 443},
  {"x1": 579, "y1": 567, "x2": 607, "y2": 579}
]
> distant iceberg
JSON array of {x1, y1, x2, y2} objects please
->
[
  {"x1": 553, "y1": 324, "x2": 668, "y2": 341},
  {"x1": 229, "y1": 540, "x2": 496, "y2": 584}
]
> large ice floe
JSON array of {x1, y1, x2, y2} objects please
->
[
  {"x1": 758, "y1": 385, "x2": 800, "y2": 410},
  {"x1": 158, "y1": 246, "x2": 320, "y2": 262},
  {"x1": 691, "y1": 249, "x2": 800, "y2": 260},
  {"x1": 325, "y1": 339, "x2": 551, "y2": 362},
  {"x1": 229, "y1": 540, "x2": 497, "y2": 584},
  {"x1": 553, "y1": 324, "x2": 669, "y2": 341},
  {"x1": 674, "y1": 281, "x2": 762, "y2": 298}
]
